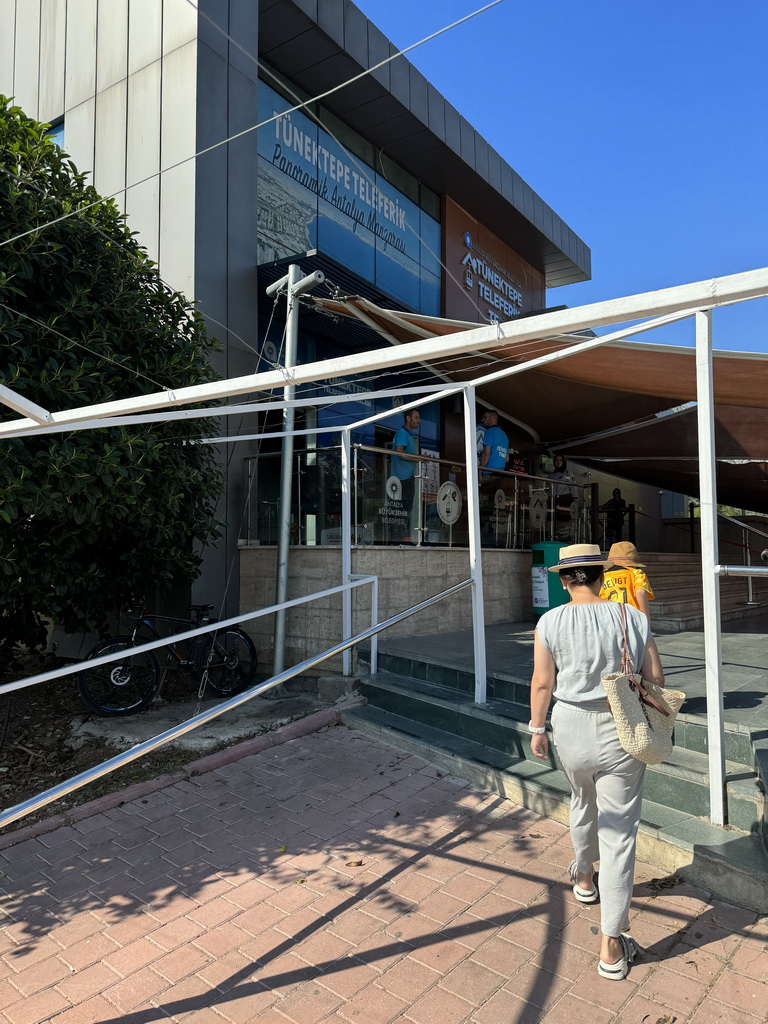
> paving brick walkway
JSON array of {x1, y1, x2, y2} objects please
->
[{"x1": 0, "y1": 725, "x2": 766, "y2": 1024}]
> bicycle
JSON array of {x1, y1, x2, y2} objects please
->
[{"x1": 77, "y1": 604, "x2": 257, "y2": 717}]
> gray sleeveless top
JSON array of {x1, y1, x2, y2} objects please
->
[{"x1": 536, "y1": 601, "x2": 650, "y2": 708}]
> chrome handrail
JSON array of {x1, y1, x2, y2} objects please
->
[
  {"x1": 0, "y1": 576, "x2": 379, "y2": 698},
  {"x1": 0, "y1": 578, "x2": 473, "y2": 830},
  {"x1": 717, "y1": 512, "x2": 768, "y2": 542}
]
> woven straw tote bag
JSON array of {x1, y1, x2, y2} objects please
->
[{"x1": 601, "y1": 605, "x2": 685, "y2": 765}]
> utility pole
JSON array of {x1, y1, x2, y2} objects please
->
[{"x1": 267, "y1": 266, "x2": 325, "y2": 675}]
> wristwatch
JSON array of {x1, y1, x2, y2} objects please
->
[{"x1": 528, "y1": 722, "x2": 546, "y2": 734}]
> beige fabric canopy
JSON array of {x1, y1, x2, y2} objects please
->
[{"x1": 309, "y1": 295, "x2": 768, "y2": 511}]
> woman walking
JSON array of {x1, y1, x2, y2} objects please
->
[{"x1": 528, "y1": 543, "x2": 665, "y2": 979}]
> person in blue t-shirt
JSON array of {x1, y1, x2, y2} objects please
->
[
  {"x1": 391, "y1": 408, "x2": 420, "y2": 541},
  {"x1": 479, "y1": 411, "x2": 509, "y2": 476}
]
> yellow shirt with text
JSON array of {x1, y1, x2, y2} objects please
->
[{"x1": 601, "y1": 567, "x2": 655, "y2": 611}]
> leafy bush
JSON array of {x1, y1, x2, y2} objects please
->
[{"x1": 0, "y1": 97, "x2": 223, "y2": 657}]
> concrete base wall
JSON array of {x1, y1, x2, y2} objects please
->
[{"x1": 239, "y1": 546, "x2": 532, "y2": 674}]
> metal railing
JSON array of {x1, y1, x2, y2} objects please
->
[
  {"x1": 352, "y1": 443, "x2": 591, "y2": 549},
  {"x1": 716, "y1": 512, "x2": 768, "y2": 603},
  {"x1": 0, "y1": 577, "x2": 473, "y2": 831},
  {"x1": 241, "y1": 444, "x2": 598, "y2": 550}
]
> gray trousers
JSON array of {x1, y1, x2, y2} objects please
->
[{"x1": 551, "y1": 701, "x2": 646, "y2": 937}]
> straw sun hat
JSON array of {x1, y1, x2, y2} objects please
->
[
  {"x1": 547, "y1": 543, "x2": 614, "y2": 573},
  {"x1": 607, "y1": 541, "x2": 646, "y2": 567}
]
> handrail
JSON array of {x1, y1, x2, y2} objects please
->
[
  {"x1": 717, "y1": 511, "x2": 768, "y2": 543},
  {"x1": 353, "y1": 442, "x2": 584, "y2": 490},
  {"x1": 0, "y1": 578, "x2": 473, "y2": 830},
  {"x1": 0, "y1": 576, "x2": 379, "y2": 697}
]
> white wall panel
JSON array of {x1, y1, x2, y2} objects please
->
[
  {"x1": 128, "y1": 0, "x2": 161, "y2": 75},
  {"x1": 125, "y1": 177, "x2": 160, "y2": 264},
  {"x1": 160, "y1": 40, "x2": 196, "y2": 170},
  {"x1": 65, "y1": 0, "x2": 97, "y2": 110},
  {"x1": 0, "y1": 0, "x2": 17, "y2": 98},
  {"x1": 127, "y1": 59, "x2": 160, "y2": 186},
  {"x1": 39, "y1": 0, "x2": 66, "y2": 124},
  {"x1": 163, "y1": 0, "x2": 197, "y2": 55},
  {"x1": 94, "y1": 79, "x2": 127, "y2": 199},
  {"x1": 160, "y1": 162, "x2": 195, "y2": 296},
  {"x1": 13, "y1": 0, "x2": 40, "y2": 116},
  {"x1": 96, "y1": 0, "x2": 128, "y2": 93},
  {"x1": 65, "y1": 96, "x2": 96, "y2": 176}
]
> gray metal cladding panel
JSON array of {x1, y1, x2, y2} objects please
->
[
  {"x1": 458, "y1": 116, "x2": 475, "y2": 165},
  {"x1": 486, "y1": 149, "x2": 501, "y2": 193},
  {"x1": 444, "y1": 104, "x2": 461, "y2": 153},
  {"x1": 342, "y1": 0, "x2": 368, "y2": 67},
  {"x1": 426, "y1": 84, "x2": 445, "y2": 142},
  {"x1": 474, "y1": 136, "x2": 490, "y2": 183},
  {"x1": 318, "y1": 0, "x2": 345, "y2": 42},
  {"x1": 291, "y1": 0, "x2": 318, "y2": 19},
  {"x1": 364, "y1": 112, "x2": 425, "y2": 147},
  {"x1": 199, "y1": 0, "x2": 229, "y2": 57},
  {"x1": 260, "y1": 0, "x2": 316, "y2": 50},
  {"x1": 196, "y1": 42, "x2": 229, "y2": 151},
  {"x1": 229, "y1": 5, "x2": 260, "y2": 81},
  {"x1": 408, "y1": 66, "x2": 429, "y2": 124},
  {"x1": 388, "y1": 46, "x2": 410, "y2": 107},
  {"x1": 263, "y1": 30, "x2": 341, "y2": 75},
  {"x1": 292, "y1": 51, "x2": 360, "y2": 94},
  {"x1": 342, "y1": 94, "x2": 405, "y2": 130},
  {"x1": 367, "y1": 23, "x2": 390, "y2": 90}
]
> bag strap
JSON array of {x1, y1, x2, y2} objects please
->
[
  {"x1": 619, "y1": 604, "x2": 670, "y2": 718},
  {"x1": 618, "y1": 604, "x2": 632, "y2": 676}
]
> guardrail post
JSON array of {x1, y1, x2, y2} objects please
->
[
  {"x1": 341, "y1": 430, "x2": 353, "y2": 676},
  {"x1": 463, "y1": 386, "x2": 487, "y2": 704},
  {"x1": 696, "y1": 309, "x2": 726, "y2": 826}
]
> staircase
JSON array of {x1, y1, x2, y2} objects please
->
[
  {"x1": 345, "y1": 643, "x2": 768, "y2": 913},
  {"x1": 640, "y1": 553, "x2": 768, "y2": 631}
]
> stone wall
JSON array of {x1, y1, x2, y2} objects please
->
[{"x1": 239, "y1": 546, "x2": 532, "y2": 674}]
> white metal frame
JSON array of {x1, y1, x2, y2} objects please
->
[{"x1": 4, "y1": 266, "x2": 768, "y2": 825}]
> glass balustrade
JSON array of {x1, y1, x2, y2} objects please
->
[{"x1": 242, "y1": 445, "x2": 593, "y2": 548}]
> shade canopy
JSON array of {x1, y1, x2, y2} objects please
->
[{"x1": 308, "y1": 295, "x2": 768, "y2": 511}]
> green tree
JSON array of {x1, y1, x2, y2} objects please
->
[{"x1": 0, "y1": 97, "x2": 223, "y2": 657}]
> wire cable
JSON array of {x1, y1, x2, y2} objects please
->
[{"x1": 0, "y1": 0, "x2": 507, "y2": 252}]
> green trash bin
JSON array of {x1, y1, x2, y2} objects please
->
[{"x1": 531, "y1": 541, "x2": 569, "y2": 615}]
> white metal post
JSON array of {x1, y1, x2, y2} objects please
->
[
  {"x1": 273, "y1": 264, "x2": 301, "y2": 675},
  {"x1": 463, "y1": 386, "x2": 487, "y2": 704},
  {"x1": 370, "y1": 574, "x2": 379, "y2": 675},
  {"x1": 695, "y1": 309, "x2": 726, "y2": 825},
  {"x1": 341, "y1": 429, "x2": 353, "y2": 675}
]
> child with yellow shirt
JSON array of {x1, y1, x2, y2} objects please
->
[{"x1": 601, "y1": 542, "x2": 655, "y2": 621}]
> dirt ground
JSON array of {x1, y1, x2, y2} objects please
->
[{"x1": 0, "y1": 655, "x2": 332, "y2": 835}]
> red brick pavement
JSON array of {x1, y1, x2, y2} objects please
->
[{"x1": 0, "y1": 726, "x2": 766, "y2": 1024}]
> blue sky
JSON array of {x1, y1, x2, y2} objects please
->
[{"x1": 354, "y1": 0, "x2": 767, "y2": 351}]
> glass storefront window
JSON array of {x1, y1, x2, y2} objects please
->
[{"x1": 257, "y1": 80, "x2": 442, "y2": 314}]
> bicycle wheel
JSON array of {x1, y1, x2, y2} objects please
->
[
  {"x1": 78, "y1": 637, "x2": 161, "y2": 716},
  {"x1": 201, "y1": 629, "x2": 257, "y2": 698}
]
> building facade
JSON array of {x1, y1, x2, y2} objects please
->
[{"x1": 2, "y1": 0, "x2": 613, "y2": 626}]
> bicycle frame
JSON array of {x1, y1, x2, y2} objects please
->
[{"x1": 129, "y1": 614, "x2": 210, "y2": 672}]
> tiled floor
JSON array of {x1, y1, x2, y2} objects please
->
[{"x1": 0, "y1": 727, "x2": 765, "y2": 1024}]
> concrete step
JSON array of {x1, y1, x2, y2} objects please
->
[
  {"x1": 357, "y1": 649, "x2": 756, "y2": 767},
  {"x1": 342, "y1": 701, "x2": 768, "y2": 913},
  {"x1": 359, "y1": 672, "x2": 764, "y2": 835}
]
